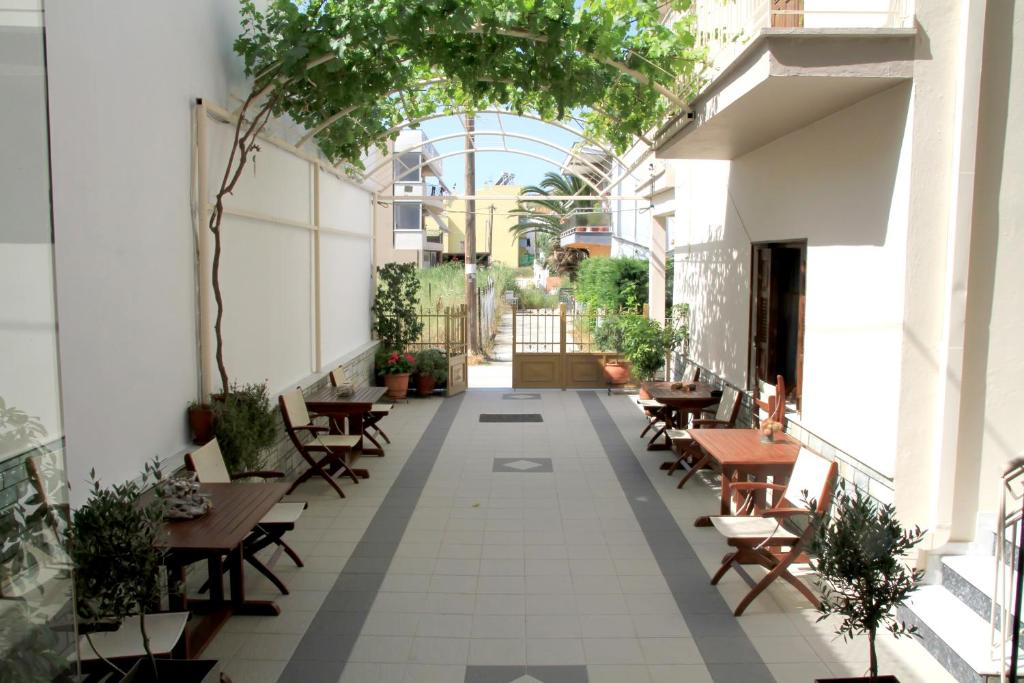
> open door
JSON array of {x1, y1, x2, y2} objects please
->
[{"x1": 750, "y1": 242, "x2": 805, "y2": 406}]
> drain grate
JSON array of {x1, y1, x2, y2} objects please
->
[{"x1": 479, "y1": 413, "x2": 544, "y2": 423}]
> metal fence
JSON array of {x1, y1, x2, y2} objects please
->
[
  {"x1": 409, "y1": 304, "x2": 466, "y2": 355},
  {"x1": 477, "y1": 282, "x2": 498, "y2": 348}
]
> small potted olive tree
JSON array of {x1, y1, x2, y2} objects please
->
[
  {"x1": 594, "y1": 314, "x2": 630, "y2": 387},
  {"x1": 69, "y1": 465, "x2": 218, "y2": 681},
  {"x1": 810, "y1": 486, "x2": 925, "y2": 683},
  {"x1": 211, "y1": 381, "x2": 276, "y2": 476},
  {"x1": 414, "y1": 349, "x2": 448, "y2": 396}
]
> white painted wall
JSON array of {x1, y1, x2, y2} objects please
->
[
  {"x1": 673, "y1": 83, "x2": 913, "y2": 479},
  {"x1": 45, "y1": 1, "x2": 375, "y2": 504}
]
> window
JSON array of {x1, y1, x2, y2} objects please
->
[
  {"x1": 393, "y1": 202, "x2": 422, "y2": 231},
  {"x1": 749, "y1": 241, "x2": 806, "y2": 410},
  {"x1": 393, "y1": 153, "x2": 421, "y2": 182}
]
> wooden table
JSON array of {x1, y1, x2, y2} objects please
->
[
  {"x1": 687, "y1": 428, "x2": 800, "y2": 526},
  {"x1": 306, "y1": 385, "x2": 388, "y2": 460},
  {"x1": 163, "y1": 482, "x2": 289, "y2": 656},
  {"x1": 641, "y1": 381, "x2": 719, "y2": 450}
]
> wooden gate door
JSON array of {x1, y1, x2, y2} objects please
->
[
  {"x1": 512, "y1": 303, "x2": 623, "y2": 389},
  {"x1": 446, "y1": 305, "x2": 467, "y2": 396}
]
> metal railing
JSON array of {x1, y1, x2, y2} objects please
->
[
  {"x1": 694, "y1": 0, "x2": 913, "y2": 83},
  {"x1": 993, "y1": 457, "x2": 1024, "y2": 681}
]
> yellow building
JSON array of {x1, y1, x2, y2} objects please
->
[{"x1": 442, "y1": 184, "x2": 534, "y2": 268}]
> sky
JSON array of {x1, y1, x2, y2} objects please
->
[{"x1": 417, "y1": 112, "x2": 586, "y2": 191}]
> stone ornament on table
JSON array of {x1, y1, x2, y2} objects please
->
[
  {"x1": 157, "y1": 474, "x2": 212, "y2": 520},
  {"x1": 335, "y1": 382, "x2": 355, "y2": 397}
]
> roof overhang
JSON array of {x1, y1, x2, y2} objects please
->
[{"x1": 656, "y1": 28, "x2": 916, "y2": 160}]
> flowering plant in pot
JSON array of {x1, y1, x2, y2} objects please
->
[
  {"x1": 414, "y1": 349, "x2": 447, "y2": 396},
  {"x1": 380, "y1": 351, "x2": 416, "y2": 399},
  {"x1": 809, "y1": 486, "x2": 925, "y2": 683}
]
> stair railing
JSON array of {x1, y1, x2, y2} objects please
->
[{"x1": 993, "y1": 457, "x2": 1024, "y2": 682}]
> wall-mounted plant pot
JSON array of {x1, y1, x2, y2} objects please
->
[
  {"x1": 384, "y1": 372, "x2": 410, "y2": 400},
  {"x1": 603, "y1": 361, "x2": 630, "y2": 386},
  {"x1": 122, "y1": 658, "x2": 221, "y2": 683},
  {"x1": 815, "y1": 677, "x2": 899, "y2": 682},
  {"x1": 187, "y1": 405, "x2": 215, "y2": 445},
  {"x1": 417, "y1": 374, "x2": 437, "y2": 396}
]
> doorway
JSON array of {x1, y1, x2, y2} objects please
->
[{"x1": 749, "y1": 241, "x2": 806, "y2": 409}]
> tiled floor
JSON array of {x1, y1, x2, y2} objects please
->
[{"x1": 205, "y1": 389, "x2": 954, "y2": 683}]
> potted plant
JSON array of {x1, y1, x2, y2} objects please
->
[
  {"x1": 372, "y1": 264, "x2": 424, "y2": 381},
  {"x1": 809, "y1": 486, "x2": 925, "y2": 683},
  {"x1": 380, "y1": 351, "x2": 416, "y2": 400},
  {"x1": 594, "y1": 314, "x2": 630, "y2": 386},
  {"x1": 186, "y1": 400, "x2": 215, "y2": 445},
  {"x1": 68, "y1": 464, "x2": 218, "y2": 681},
  {"x1": 211, "y1": 381, "x2": 276, "y2": 476},
  {"x1": 620, "y1": 314, "x2": 667, "y2": 399},
  {"x1": 414, "y1": 349, "x2": 447, "y2": 396}
]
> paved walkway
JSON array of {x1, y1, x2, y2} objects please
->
[
  {"x1": 205, "y1": 390, "x2": 953, "y2": 683},
  {"x1": 471, "y1": 313, "x2": 512, "y2": 388}
]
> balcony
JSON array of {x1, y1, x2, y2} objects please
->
[
  {"x1": 391, "y1": 181, "x2": 449, "y2": 212},
  {"x1": 656, "y1": 0, "x2": 915, "y2": 159},
  {"x1": 560, "y1": 213, "x2": 613, "y2": 257}
]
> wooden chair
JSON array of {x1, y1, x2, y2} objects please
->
[
  {"x1": 279, "y1": 387, "x2": 360, "y2": 499},
  {"x1": 185, "y1": 438, "x2": 307, "y2": 595},
  {"x1": 329, "y1": 366, "x2": 392, "y2": 449},
  {"x1": 755, "y1": 374, "x2": 787, "y2": 428},
  {"x1": 680, "y1": 360, "x2": 700, "y2": 384},
  {"x1": 667, "y1": 385, "x2": 742, "y2": 488},
  {"x1": 709, "y1": 447, "x2": 837, "y2": 616}
]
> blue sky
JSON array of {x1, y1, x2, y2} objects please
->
[{"x1": 417, "y1": 113, "x2": 585, "y2": 190}]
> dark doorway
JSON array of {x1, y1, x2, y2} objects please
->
[{"x1": 749, "y1": 242, "x2": 806, "y2": 409}]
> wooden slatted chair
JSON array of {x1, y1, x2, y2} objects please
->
[
  {"x1": 755, "y1": 374, "x2": 787, "y2": 428},
  {"x1": 185, "y1": 438, "x2": 307, "y2": 595},
  {"x1": 280, "y1": 387, "x2": 360, "y2": 499},
  {"x1": 667, "y1": 385, "x2": 742, "y2": 488},
  {"x1": 329, "y1": 366, "x2": 392, "y2": 449},
  {"x1": 709, "y1": 446, "x2": 837, "y2": 616}
]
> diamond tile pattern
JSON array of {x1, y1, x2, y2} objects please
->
[{"x1": 493, "y1": 458, "x2": 554, "y2": 473}]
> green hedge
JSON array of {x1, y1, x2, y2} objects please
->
[{"x1": 574, "y1": 257, "x2": 648, "y2": 313}]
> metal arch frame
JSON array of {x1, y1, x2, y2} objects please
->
[
  {"x1": 362, "y1": 130, "x2": 616, "y2": 187},
  {"x1": 371, "y1": 147, "x2": 610, "y2": 196}
]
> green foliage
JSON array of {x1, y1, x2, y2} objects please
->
[
  {"x1": 234, "y1": 1, "x2": 704, "y2": 170},
  {"x1": 68, "y1": 463, "x2": 169, "y2": 674},
  {"x1": 417, "y1": 263, "x2": 517, "y2": 311},
  {"x1": 373, "y1": 263, "x2": 424, "y2": 349},
  {"x1": 415, "y1": 349, "x2": 448, "y2": 383},
  {"x1": 809, "y1": 487, "x2": 925, "y2": 680},
  {"x1": 517, "y1": 286, "x2": 559, "y2": 309},
  {"x1": 0, "y1": 604, "x2": 70, "y2": 683},
  {"x1": 380, "y1": 350, "x2": 416, "y2": 375},
  {"x1": 593, "y1": 314, "x2": 627, "y2": 353},
  {"x1": 212, "y1": 382, "x2": 276, "y2": 475},
  {"x1": 575, "y1": 257, "x2": 648, "y2": 313},
  {"x1": 619, "y1": 314, "x2": 666, "y2": 381}
]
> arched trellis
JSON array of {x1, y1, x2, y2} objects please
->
[
  {"x1": 362, "y1": 130, "x2": 617, "y2": 188},
  {"x1": 201, "y1": 0, "x2": 702, "y2": 392}
]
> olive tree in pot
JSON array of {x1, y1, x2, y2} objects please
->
[
  {"x1": 211, "y1": 381, "x2": 276, "y2": 476},
  {"x1": 809, "y1": 486, "x2": 925, "y2": 683},
  {"x1": 593, "y1": 314, "x2": 630, "y2": 387},
  {"x1": 414, "y1": 349, "x2": 448, "y2": 396},
  {"x1": 68, "y1": 464, "x2": 218, "y2": 681},
  {"x1": 620, "y1": 314, "x2": 669, "y2": 399}
]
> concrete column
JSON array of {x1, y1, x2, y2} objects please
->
[{"x1": 649, "y1": 216, "x2": 667, "y2": 324}]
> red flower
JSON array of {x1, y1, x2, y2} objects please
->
[
  {"x1": 388, "y1": 352, "x2": 399, "y2": 362},
  {"x1": 405, "y1": 354, "x2": 414, "y2": 363}
]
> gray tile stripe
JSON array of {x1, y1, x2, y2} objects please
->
[
  {"x1": 577, "y1": 392, "x2": 776, "y2": 683},
  {"x1": 279, "y1": 394, "x2": 465, "y2": 683}
]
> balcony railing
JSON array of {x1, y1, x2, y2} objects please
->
[{"x1": 695, "y1": 0, "x2": 913, "y2": 83}]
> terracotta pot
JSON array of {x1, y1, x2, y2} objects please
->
[
  {"x1": 188, "y1": 405, "x2": 215, "y2": 445},
  {"x1": 815, "y1": 677, "x2": 899, "y2": 683},
  {"x1": 384, "y1": 372, "x2": 410, "y2": 399},
  {"x1": 638, "y1": 385, "x2": 652, "y2": 400},
  {"x1": 417, "y1": 374, "x2": 437, "y2": 396},
  {"x1": 603, "y1": 361, "x2": 630, "y2": 386}
]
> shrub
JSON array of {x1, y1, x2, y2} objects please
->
[
  {"x1": 415, "y1": 349, "x2": 448, "y2": 383},
  {"x1": 594, "y1": 314, "x2": 626, "y2": 353},
  {"x1": 575, "y1": 257, "x2": 648, "y2": 313},
  {"x1": 518, "y1": 286, "x2": 559, "y2": 309},
  {"x1": 620, "y1": 314, "x2": 666, "y2": 381},
  {"x1": 380, "y1": 351, "x2": 416, "y2": 374},
  {"x1": 212, "y1": 382, "x2": 276, "y2": 474},
  {"x1": 373, "y1": 263, "x2": 424, "y2": 349}
]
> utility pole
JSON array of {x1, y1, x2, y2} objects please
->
[{"x1": 464, "y1": 114, "x2": 478, "y2": 354}]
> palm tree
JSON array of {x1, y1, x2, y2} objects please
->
[{"x1": 509, "y1": 172, "x2": 598, "y2": 282}]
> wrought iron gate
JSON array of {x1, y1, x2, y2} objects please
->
[{"x1": 511, "y1": 303, "x2": 621, "y2": 389}]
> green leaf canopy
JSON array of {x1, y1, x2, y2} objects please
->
[{"x1": 234, "y1": 0, "x2": 704, "y2": 169}]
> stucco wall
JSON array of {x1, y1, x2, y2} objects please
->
[
  {"x1": 674, "y1": 82, "x2": 913, "y2": 479},
  {"x1": 45, "y1": 1, "x2": 375, "y2": 504}
]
